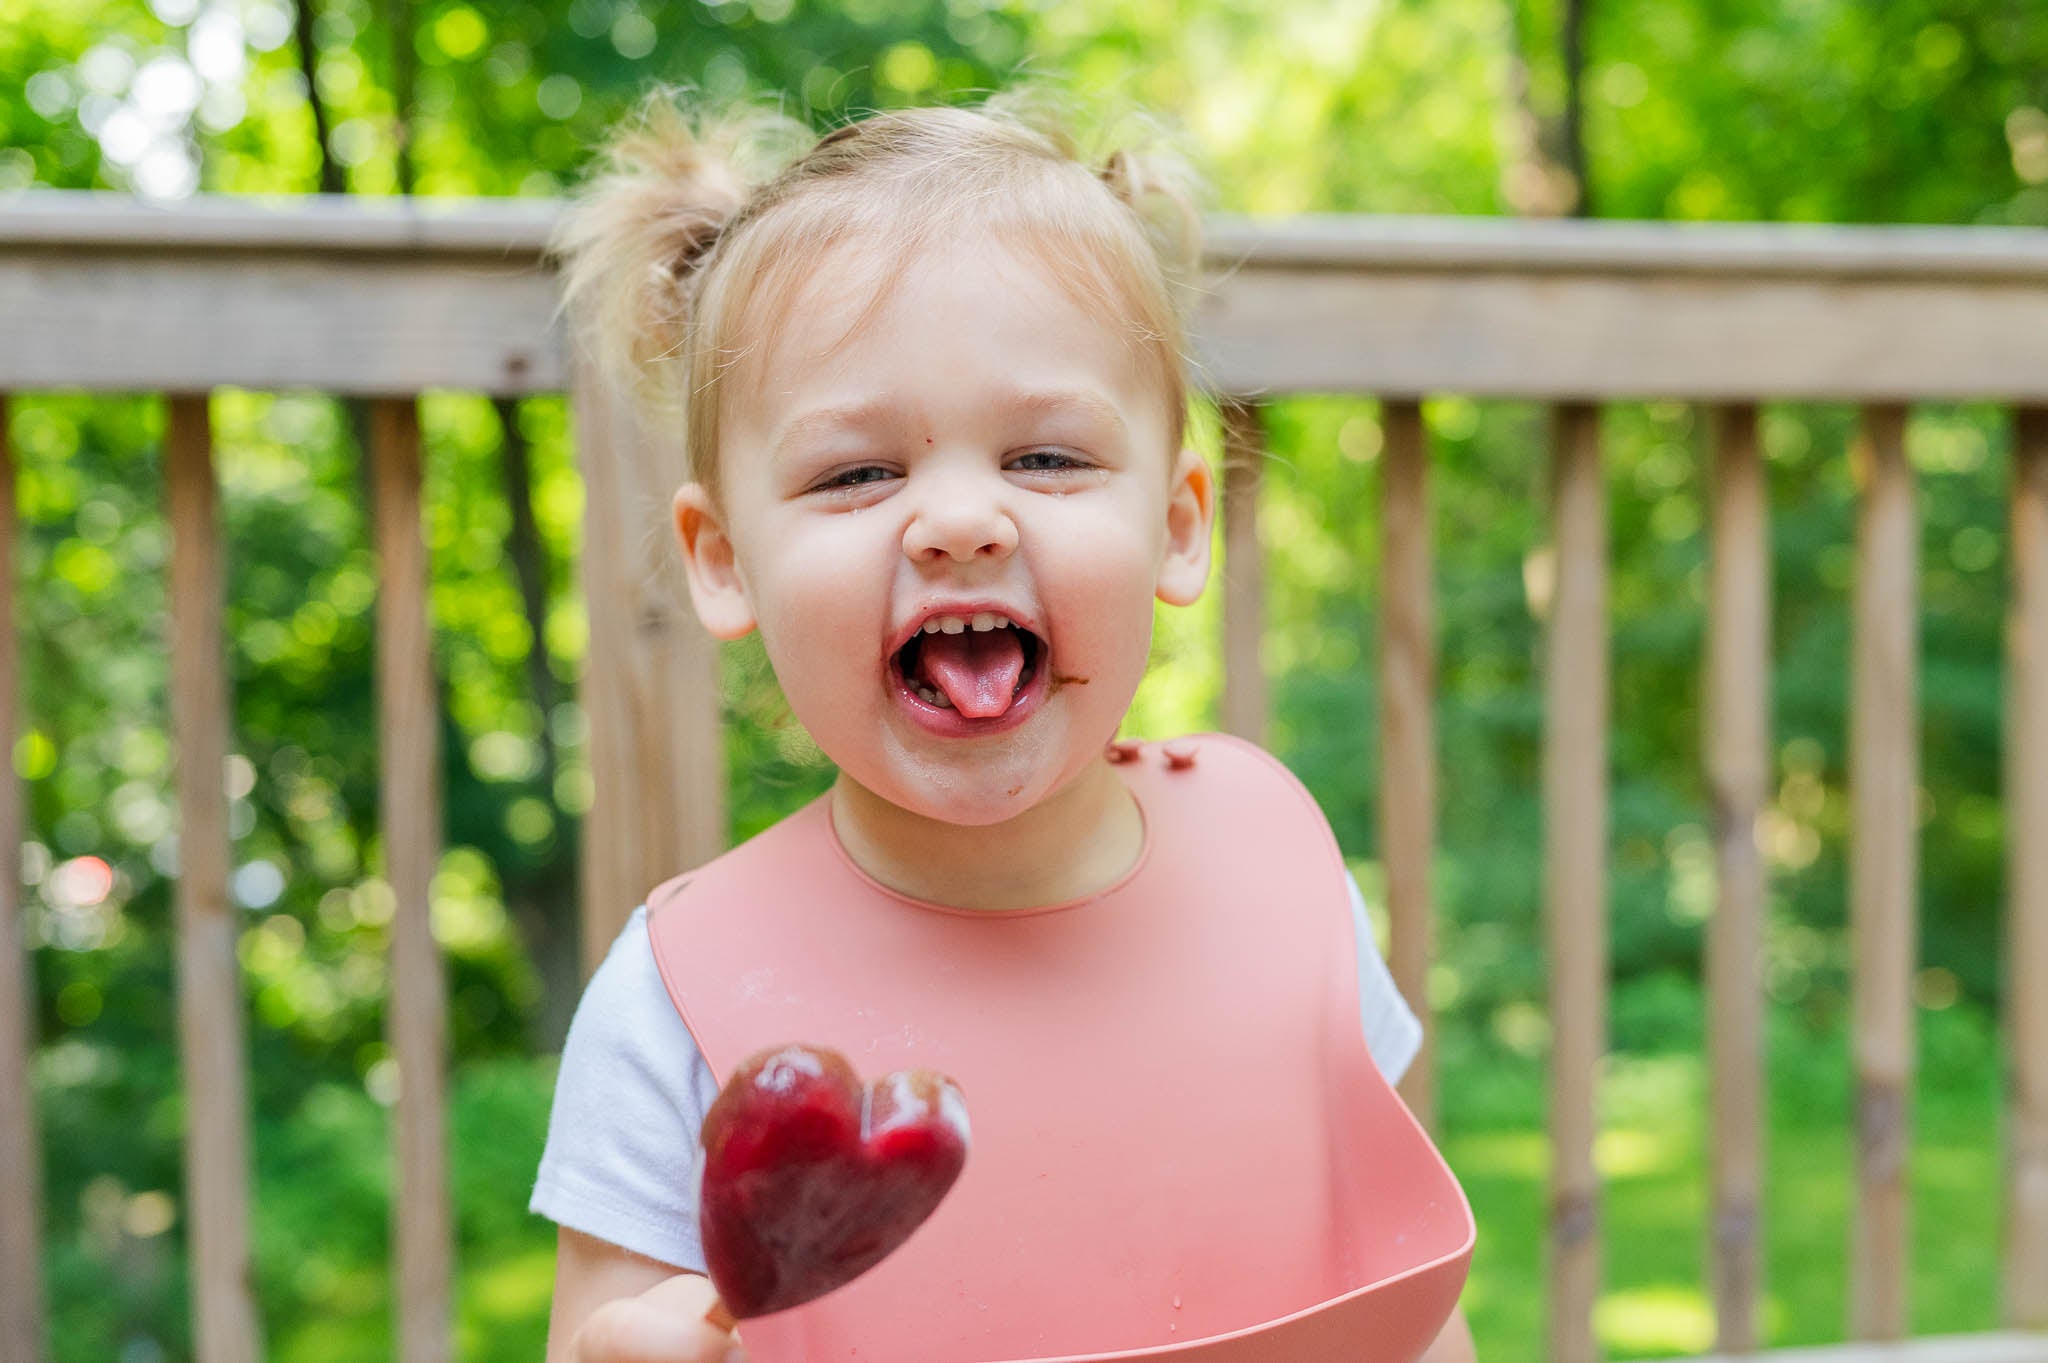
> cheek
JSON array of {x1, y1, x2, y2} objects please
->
[
  {"x1": 743, "y1": 550, "x2": 887, "y2": 710},
  {"x1": 1037, "y1": 511, "x2": 1164, "y2": 672},
  {"x1": 756, "y1": 589, "x2": 868, "y2": 680},
  {"x1": 1054, "y1": 495, "x2": 1168, "y2": 588}
]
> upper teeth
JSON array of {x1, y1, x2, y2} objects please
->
[{"x1": 921, "y1": 612, "x2": 1012, "y2": 635}]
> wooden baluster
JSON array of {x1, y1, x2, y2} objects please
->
[
  {"x1": 1705, "y1": 402, "x2": 1768, "y2": 1350},
  {"x1": 1221, "y1": 399, "x2": 1268, "y2": 746},
  {"x1": 1380, "y1": 398, "x2": 1437, "y2": 1129},
  {"x1": 0, "y1": 394, "x2": 47, "y2": 1363},
  {"x1": 1849, "y1": 403, "x2": 1916, "y2": 1341},
  {"x1": 165, "y1": 394, "x2": 261, "y2": 1363},
  {"x1": 570, "y1": 354, "x2": 634, "y2": 971},
  {"x1": 568, "y1": 348, "x2": 724, "y2": 977},
  {"x1": 1546, "y1": 403, "x2": 1608, "y2": 1363},
  {"x1": 2008, "y1": 407, "x2": 2048, "y2": 1326},
  {"x1": 371, "y1": 398, "x2": 451, "y2": 1363}
]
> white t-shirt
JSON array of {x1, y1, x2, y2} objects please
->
[{"x1": 528, "y1": 871, "x2": 1423, "y2": 1273}]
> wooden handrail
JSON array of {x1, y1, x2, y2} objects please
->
[
  {"x1": 7, "y1": 192, "x2": 2048, "y2": 398},
  {"x1": 9, "y1": 191, "x2": 2048, "y2": 280}
]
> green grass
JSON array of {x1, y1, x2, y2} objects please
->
[{"x1": 1444, "y1": 1001, "x2": 2004, "y2": 1358}]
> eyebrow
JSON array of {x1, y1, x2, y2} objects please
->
[{"x1": 771, "y1": 389, "x2": 1128, "y2": 460}]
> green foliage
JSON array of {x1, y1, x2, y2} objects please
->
[{"x1": 5, "y1": 0, "x2": 2044, "y2": 1356}]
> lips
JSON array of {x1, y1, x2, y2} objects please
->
[{"x1": 879, "y1": 601, "x2": 1052, "y2": 736}]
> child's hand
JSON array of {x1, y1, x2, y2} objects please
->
[{"x1": 571, "y1": 1272, "x2": 744, "y2": 1363}]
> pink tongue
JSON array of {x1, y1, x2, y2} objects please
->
[{"x1": 916, "y1": 629, "x2": 1026, "y2": 719}]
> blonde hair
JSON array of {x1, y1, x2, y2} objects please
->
[{"x1": 549, "y1": 86, "x2": 1205, "y2": 509}]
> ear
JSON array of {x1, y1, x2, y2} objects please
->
[
  {"x1": 1156, "y1": 445, "x2": 1215, "y2": 607},
  {"x1": 672, "y1": 482, "x2": 758, "y2": 640}
]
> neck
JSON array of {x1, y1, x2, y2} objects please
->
[{"x1": 829, "y1": 757, "x2": 1143, "y2": 912}]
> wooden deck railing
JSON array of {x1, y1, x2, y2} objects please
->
[{"x1": 3, "y1": 191, "x2": 2047, "y2": 1362}]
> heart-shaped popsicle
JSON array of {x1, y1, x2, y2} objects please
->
[{"x1": 698, "y1": 1043, "x2": 970, "y2": 1323}]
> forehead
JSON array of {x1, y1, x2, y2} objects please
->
[{"x1": 726, "y1": 233, "x2": 1165, "y2": 451}]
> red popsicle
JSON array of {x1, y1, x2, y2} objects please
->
[{"x1": 697, "y1": 1043, "x2": 970, "y2": 1327}]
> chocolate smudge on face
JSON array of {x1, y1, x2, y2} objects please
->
[{"x1": 1045, "y1": 671, "x2": 1090, "y2": 699}]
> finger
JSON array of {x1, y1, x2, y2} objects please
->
[
  {"x1": 631, "y1": 1278, "x2": 744, "y2": 1362},
  {"x1": 632, "y1": 1272, "x2": 729, "y2": 1324},
  {"x1": 575, "y1": 1278, "x2": 735, "y2": 1363}
]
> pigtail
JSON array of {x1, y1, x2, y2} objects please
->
[
  {"x1": 548, "y1": 86, "x2": 810, "y2": 406},
  {"x1": 983, "y1": 86, "x2": 1207, "y2": 306},
  {"x1": 1094, "y1": 136, "x2": 1205, "y2": 299}
]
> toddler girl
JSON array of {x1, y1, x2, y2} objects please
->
[{"x1": 529, "y1": 88, "x2": 1475, "y2": 1363}]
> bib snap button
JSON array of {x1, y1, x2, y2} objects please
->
[
  {"x1": 1105, "y1": 738, "x2": 1143, "y2": 764},
  {"x1": 1161, "y1": 740, "x2": 1197, "y2": 770}
]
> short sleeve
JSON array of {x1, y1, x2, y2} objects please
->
[
  {"x1": 528, "y1": 904, "x2": 719, "y2": 1272},
  {"x1": 1343, "y1": 870, "x2": 1425, "y2": 1085}
]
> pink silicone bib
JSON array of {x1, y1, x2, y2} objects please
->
[{"x1": 649, "y1": 733, "x2": 1474, "y2": 1361}]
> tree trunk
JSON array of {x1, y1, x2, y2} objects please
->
[
  {"x1": 1561, "y1": 0, "x2": 1591, "y2": 217},
  {"x1": 290, "y1": 0, "x2": 343, "y2": 195},
  {"x1": 383, "y1": 0, "x2": 417, "y2": 196},
  {"x1": 1497, "y1": 0, "x2": 1590, "y2": 217},
  {"x1": 495, "y1": 396, "x2": 584, "y2": 1053}
]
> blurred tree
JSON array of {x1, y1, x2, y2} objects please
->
[{"x1": 4, "y1": 0, "x2": 2046, "y2": 1356}]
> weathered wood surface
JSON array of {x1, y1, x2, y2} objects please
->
[
  {"x1": 0, "y1": 253, "x2": 561, "y2": 395},
  {"x1": 0, "y1": 188, "x2": 561, "y2": 250},
  {"x1": 17, "y1": 193, "x2": 2048, "y2": 273},
  {"x1": 2010, "y1": 409, "x2": 2048, "y2": 1326},
  {"x1": 1545, "y1": 403, "x2": 1608, "y2": 1363},
  {"x1": 7, "y1": 194, "x2": 2048, "y2": 397},
  {"x1": 1194, "y1": 272, "x2": 2048, "y2": 400},
  {"x1": 1705, "y1": 402, "x2": 1768, "y2": 1351},
  {"x1": 1220, "y1": 400, "x2": 1267, "y2": 746},
  {"x1": 568, "y1": 351, "x2": 725, "y2": 970},
  {"x1": 1378, "y1": 398, "x2": 1436, "y2": 1130},
  {"x1": 1618, "y1": 1331, "x2": 2048, "y2": 1363},
  {"x1": 1850, "y1": 404, "x2": 1917, "y2": 1341},
  {"x1": 164, "y1": 397, "x2": 263, "y2": 1363},
  {"x1": 370, "y1": 398, "x2": 452, "y2": 1363},
  {"x1": 0, "y1": 394, "x2": 46, "y2": 1363}
]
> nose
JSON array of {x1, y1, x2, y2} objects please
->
[{"x1": 900, "y1": 465, "x2": 1018, "y2": 564}]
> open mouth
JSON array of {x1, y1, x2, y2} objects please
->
[{"x1": 890, "y1": 621, "x2": 1047, "y2": 720}]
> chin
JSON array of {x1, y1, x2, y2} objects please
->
[
  {"x1": 888, "y1": 767, "x2": 1054, "y2": 828},
  {"x1": 836, "y1": 729, "x2": 1088, "y2": 828}
]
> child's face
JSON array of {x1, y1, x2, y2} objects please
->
[{"x1": 673, "y1": 235, "x2": 1213, "y2": 827}]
